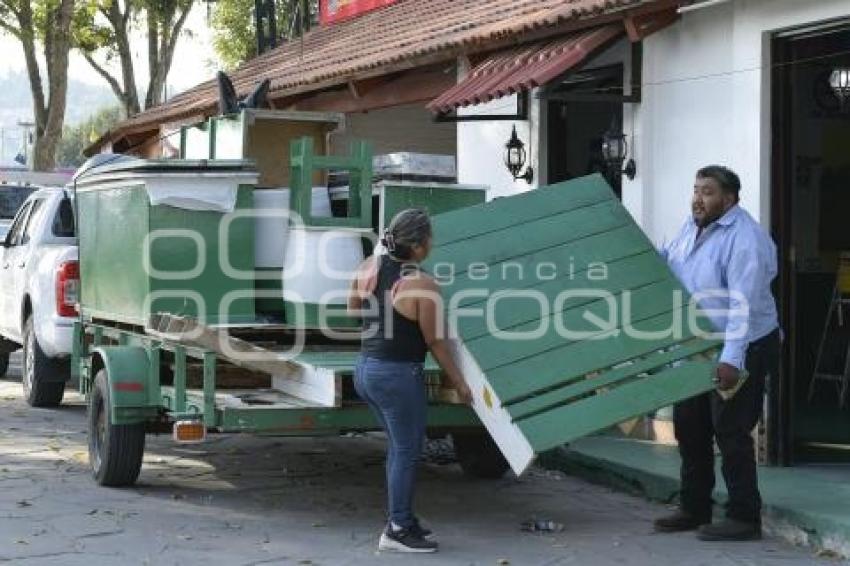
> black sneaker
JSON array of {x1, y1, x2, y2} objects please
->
[
  {"x1": 412, "y1": 518, "x2": 433, "y2": 539},
  {"x1": 383, "y1": 518, "x2": 433, "y2": 539},
  {"x1": 378, "y1": 526, "x2": 439, "y2": 553}
]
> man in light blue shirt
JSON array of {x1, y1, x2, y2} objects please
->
[{"x1": 654, "y1": 166, "x2": 780, "y2": 542}]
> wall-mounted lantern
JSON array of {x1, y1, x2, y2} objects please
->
[
  {"x1": 829, "y1": 68, "x2": 850, "y2": 108},
  {"x1": 504, "y1": 125, "x2": 534, "y2": 183},
  {"x1": 601, "y1": 120, "x2": 636, "y2": 181}
]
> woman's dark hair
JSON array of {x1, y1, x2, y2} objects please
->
[
  {"x1": 697, "y1": 165, "x2": 741, "y2": 202},
  {"x1": 382, "y1": 208, "x2": 432, "y2": 260}
]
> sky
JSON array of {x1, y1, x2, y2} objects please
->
[{"x1": 0, "y1": 4, "x2": 220, "y2": 98}]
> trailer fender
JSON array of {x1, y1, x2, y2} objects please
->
[{"x1": 90, "y1": 346, "x2": 156, "y2": 425}]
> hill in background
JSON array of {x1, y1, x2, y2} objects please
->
[{"x1": 0, "y1": 70, "x2": 114, "y2": 163}]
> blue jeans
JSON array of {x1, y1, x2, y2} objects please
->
[{"x1": 354, "y1": 355, "x2": 427, "y2": 530}]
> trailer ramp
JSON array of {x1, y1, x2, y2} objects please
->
[{"x1": 424, "y1": 174, "x2": 721, "y2": 474}]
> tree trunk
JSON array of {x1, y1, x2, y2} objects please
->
[
  {"x1": 13, "y1": 0, "x2": 74, "y2": 171},
  {"x1": 145, "y1": 2, "x2": 192, "y2": 110},
  {"x1": 109, "y1": 0, "x2": 141, "y2": 116},
  {"x1": 145, "y1": 13, "x2": 161, "y2": 109},
  {"x1": 16, "y1": 2, "x2": 47, "y2": 159}
]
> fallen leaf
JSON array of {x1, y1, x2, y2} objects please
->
[
  {"x1": 498, "y1": 560, "x2": 510, "y2": 565},
  {"x1": 16, "y1": 539, "x2": 28, "y2": 545}
]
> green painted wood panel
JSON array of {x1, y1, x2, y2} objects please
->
[
  {"x1": 454, "y1": 251, "x2": 668, "y2": 341},
  {"x1": 79, "y1": 184, "x2": 151, "y2": 321},
  {"x1": 78, "y1": 177, "x2": 255, "y2": 325},
  {"x1": 464, "y1": 278, "x2": 685, "y2": 372},
  {"x1": 431, "y1": 224, "x2": 653, "y2": 298},
  {"x1": 518, "y1": 362, "x2": 717, "y2": 452},
  {"x1": 432, "y1": 175, "x2": 612, "y2": 246},
  {"x1": 381, "y1": 184, "x2": 486, "y2": 233},
  {"x1": 421, "y1": 174, "x2": 720, "y2": 473},
  {"x1": 427, "y1": 200, "x2": 631, "y2": 272},
  {"x1": 506, "y1": 339, "x2": 719, "y2": 421},
  {"x1": 293, "y1": 351, "x2": 440, "y2": 372},
  {"x1": 488, "y1": 307, "x2": 714, "y2": 403}
]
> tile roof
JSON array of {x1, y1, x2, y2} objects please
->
[
  {"x1": 103, "y1": 0, "x2": 668, "y2": 144},
  {"x1": 427, "y1": 23, "x2": 623, "y2": 113}
]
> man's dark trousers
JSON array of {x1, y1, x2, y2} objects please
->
[{"x1": 673, "y1": 329, "x2": 780, "y2": 523}]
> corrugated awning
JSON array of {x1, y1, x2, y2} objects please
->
[{"x1": 427, "y1": 24, "x2": 624, "y2": 114}]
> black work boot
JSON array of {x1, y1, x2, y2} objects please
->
[
  {"x1": 654, "y1": 510, "x2": 711, "y2": 533},
  {"x1": 697, "y1": 518, "x2": 762, "y2": 541}
]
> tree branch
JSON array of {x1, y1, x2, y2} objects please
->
[
  {"x1": 166, "y1": 2, "x2": 192, "y2": 56},
  {"x1": 82, "y1": 51, "x2": 126, "y2": 104}
]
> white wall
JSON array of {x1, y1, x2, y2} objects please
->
[
  {"x1": 633, "y1": 0, "x2": 850, "y2": 246},
  {"x1": 457, "y1": 37, "x2": 627, "y2": 200},
  {"x1": 457, "y1": 94, "x2": 538, "y2": 199}
]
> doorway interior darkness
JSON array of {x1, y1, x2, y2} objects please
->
[
  {"x1": 546, "y1": 64, "x2": 625, "y2": 198},
  {"x1": 772, "y1": 22, "x2": 850, "y2": 465}
]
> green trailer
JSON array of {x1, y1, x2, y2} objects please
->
[{"x1": 72, "y1": 136, "x2": 498, "y2": 487}]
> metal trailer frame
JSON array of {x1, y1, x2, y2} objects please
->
[
  {"x1": 71, "y1": 318, "x2": 504, "y2": 486},
  {"x1": 72, "y1": 320, "x2": 479, "y2": 433}
]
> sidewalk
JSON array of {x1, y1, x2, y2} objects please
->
[{"x1": 541, "y1": 435, "x2": 850, "y2": 559}]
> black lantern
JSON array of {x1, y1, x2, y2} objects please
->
[
  {"x1": 830, "y1": 68, "x2": 850, "y2": 107},
  {"x1": 504, "y1": 125, "x2": 534, "y2": 183},
  {"x1": 601, "y1": 119, "x2": 636, "y2": 181}
]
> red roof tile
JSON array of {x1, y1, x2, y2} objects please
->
[
  {"x1": 103, "y1": 0, "x2": 669, "y2": 144},
  {"x1": 427, "y1": 23, "x2": 623, "y2": 113}
]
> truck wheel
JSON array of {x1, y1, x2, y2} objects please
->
[
  {"x1": 22, "y1": 316, "x2": 65, "y2": 407},
  {"x1": 88, "y1": 369, "x2": 145, "y2": 487},
  {"x1": 0, "y1": 352, "x2": 9, "y2": 378},
  {"x1": 451, "y1": 431, "x2": 510, "y2": 479}
]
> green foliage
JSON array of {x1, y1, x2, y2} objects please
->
[
  {"x1": 57, "y1": 105, "x2": 122, "y2": 167},
  {"x1": 72, "y1": 1, "x2": 115, "y2": 54},
  {"x1": 211, "y1": 0, "x2": 318, "y2": 70},
  {"x1": 210, "y1": 0, "x2": 255, "y2": 70}
]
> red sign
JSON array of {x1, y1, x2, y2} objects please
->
[{"x1": 320, "y1": 0, "x2": 398, "y2": 25}]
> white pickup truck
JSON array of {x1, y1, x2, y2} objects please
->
[{"x1": 0, "y1": 187, "x2": 78, "y2": 406}]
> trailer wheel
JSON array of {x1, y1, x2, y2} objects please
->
[
  {"x1": 22, "y1": 316, "x2": 65, "y2": 407},
  {"x1": 88, "y1": 369, "x2": 145, "y2": 487},
  {"x1": 451, "y1": 431, "x2": 509, "y2": 479},
  {"x1": 0, "y1": 352, "x2": 9, "y2": 378}
]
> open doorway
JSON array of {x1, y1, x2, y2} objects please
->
[
  {"x1": 772, "y1": 23, "x2": 850, "y2": 464},
  {"x1": 546, "y1": 64, "x2": 625, "y2": 198}
]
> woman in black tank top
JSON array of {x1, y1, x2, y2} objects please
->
[{"x1": 348, "y1": 208, "x2": 471, "y2": 553}]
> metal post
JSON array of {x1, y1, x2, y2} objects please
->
[
  {"x1": 203, "y1": 352, "x2": 216, "y2": 428},
  {"x1": 149, "y1": 345, "x2": 161, "y2": 408},
  {"x1": 174, "y1": 346, "x2": 187, "y2": 412}
]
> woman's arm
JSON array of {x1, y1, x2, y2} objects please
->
[
  {"x1": 407, "y1": 276, "x2": 472, "y2": 404},
  {"x1": 347, "y1": 256, "x2": 378, "y2": 314}
]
